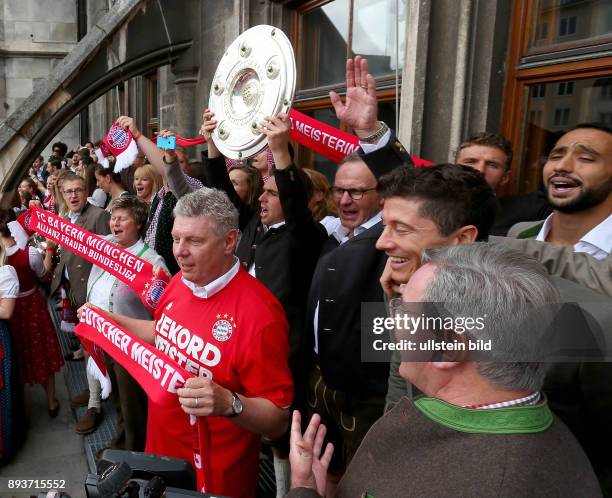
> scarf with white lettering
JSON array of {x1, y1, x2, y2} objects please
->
[
  {"x1": 76, "y1": 306, "x2": 212, "y2": 492},
  {"x1": 150, "y1": 111, "x2": 429, "y2": 164},
  {"x1": 18, "y1": 207, "x2": 168, "y2": 314}
]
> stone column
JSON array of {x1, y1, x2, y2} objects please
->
[
  {"x1": 397, "y1": 0, "x2": 512, "y2": 163},
  {"x1": 174, "y1": 71, "x2": 199, "y2": 143}
]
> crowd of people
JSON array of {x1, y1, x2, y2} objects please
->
[{"x1": 0, "y1": 55, "x2": 610, "y2": 498}]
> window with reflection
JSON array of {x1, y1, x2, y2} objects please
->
[
  {"x1": 352, "y1": 0, "x2": 405, "y2": 77},
  {"x1": 298, "y1": 0, "x2": 349, "y2": 89},
  {"x1": 293, "y1": 0, "x2": 404, "y2": 170},
  {"x1": 502, "y1": 1, "x2": 612, "y2": 196},
  {"x1": 529, "y1": 0, "x2": 612, "y2": 52},
  {"x1": 517, "y1": 77, "x2": 612, "y2": 192},
  {"x1": 296, "y1": 0, "x2": 406, "y2": 90}
]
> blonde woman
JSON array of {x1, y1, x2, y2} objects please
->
[{"x1": 133, "y1": 164, "x2": 162, "y2": 205}]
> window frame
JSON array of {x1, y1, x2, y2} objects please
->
[
  {"x1": 500, "y1": 0, "x2": 612, "y2": 196},
  {"x1": 145, "y1": 71, "x2": 159, "y2": 138},
  {"x1": 290, "y1": 0, "x2": 402, "y2": 168}
]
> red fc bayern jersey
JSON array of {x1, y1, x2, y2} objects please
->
[{"x1": 146, "y1": 267, "x2": 293, "y2": 498}]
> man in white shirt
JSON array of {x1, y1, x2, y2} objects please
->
[{"x1": 509, "y1": 123, "x2": 612, "y2": 260}]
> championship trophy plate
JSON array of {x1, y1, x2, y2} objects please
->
[{"x1": 208, "y1": 25, "x2": 296, "y2": 160}]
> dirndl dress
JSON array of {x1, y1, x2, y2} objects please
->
[
  {"x1": 6, "y1": 247, "x2": 64, "y2": 385},
  {"x1": 0, "y1": 265, "x2": 25, "y2": 463}
]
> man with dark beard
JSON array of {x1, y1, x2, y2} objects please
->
[
  {"x1": 509, "y1": 123, "x2": 612, "y2": 260},
  {"x1": 506, "y1": 123, "x2": 612, "y2": 493}
]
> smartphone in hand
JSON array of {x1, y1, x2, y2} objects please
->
[{"x1": 157, "y1": 136, "x2": 177, "y2": 150}]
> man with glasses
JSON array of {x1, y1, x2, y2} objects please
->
[
  {"x1": 302, "y1": 58, "x2": 413, "y2": 494},
  {"x1": 288, "y1": 244, "x2": 602, "y2": 498},
  {"x1": 50, "y1": 174, "x2": 111, "y2": 433},
  {"x1": 321, "y1": 153, "x2": 385, "y2": 251},
  {"x1": 51, "y1": 174, "x2": 111, "y2": 314}
]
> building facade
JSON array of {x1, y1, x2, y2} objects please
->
[{"x1": 1, "y1": 0, "x2": 611, "y2": 197}]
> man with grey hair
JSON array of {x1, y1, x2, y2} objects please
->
[
  {"x1": 288, "y1": 244, "x2": 601, "y2": 498},
  {"x1": 103, "y1": 187, "x2": 293, "y2": 498}
]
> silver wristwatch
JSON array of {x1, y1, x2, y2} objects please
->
[{"x1": 229, "y1": 391, "x2": 243, "y2": 418}]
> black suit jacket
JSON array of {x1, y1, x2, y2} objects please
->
[
  {"x1": 306, "y1": 222, "x2": 389, "y2": 395},
  {"x1": 304, "y1": 133, "x2": 414, "y2": 396},
  {"x1": 491, "y1": 191, "x2": 552, "y2": 236},
  {"x1": 235, "y1": 165, "x2": 327, "y2": 357},
  {"x1": 205, "y1": 156, "x2": 327, "y2": 366}
]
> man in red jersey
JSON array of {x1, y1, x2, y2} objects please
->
[{"x1": 100, "y1": 187, "x2": 293, "y2": 498}]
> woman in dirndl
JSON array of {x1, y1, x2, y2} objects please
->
[
  {"x1": 0, "y1": 248, "x2": 21, "y2": 462},
  {"x1": 0, "y1": 208, "x2": 64, "y2": 418}
]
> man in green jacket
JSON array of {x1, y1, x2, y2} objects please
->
[{"x1": 287, "y1": 244, "x2": 602, "y2": 498}]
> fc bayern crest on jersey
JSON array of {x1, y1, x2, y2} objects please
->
[
  {"x1": 144, "y1": 278, "x2": 167, "y2": 309},
  {"x1": 212, "y1": 314, "x2": 236, "y2": 342}
]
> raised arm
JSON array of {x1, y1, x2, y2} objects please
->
[
  {"x1": 199, "y1": 108, "x2": 221, "y2": 159},
  {"x1": 199, "y1": 109, "x2": 256, "y2": 229},
  {"x1": 262, "y1": 114, "x2": 314, "y2": 226},
  {"x1": 330, "y1": 56, "x2": 380, "y2": 139},
  {"x1": 117, "y1": 116, "x2": 165, "y2": 179}
]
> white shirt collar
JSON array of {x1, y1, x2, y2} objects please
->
[
  {"x1": 536, "y1": 213, "x2": 612, "y2": 260},
  {"x1": 264, "y1": 220, "x2": 286, "y2": 232},
  {"x1": 181, "y1": 257, "x2": 240, "y2": 299},
  {"x1": 332, "y1": 211, "x2": 382, "y2": 244},
  {"x1": 68, "y1": 210, "x2": 81, "y2": 223}
]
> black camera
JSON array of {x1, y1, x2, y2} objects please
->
[{"x1": 84, "y1": 450, "x2": 228, "y2": 498}]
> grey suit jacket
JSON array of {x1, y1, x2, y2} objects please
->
[
  {"x1": 50, "y1": 202, "x2": 111, "y2": 308},
  {"x1": 503, "y1": 216, "x2": 612, "y2": 298},
  {"x1": 507, "y1": 219, "x2": 544, "y2": 238},
  {"x1": 491, "y1": 236, "x2": 612, "y2": 298}
]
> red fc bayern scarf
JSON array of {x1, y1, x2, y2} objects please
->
[
  {"x1": 96, "y1": 121, "x2": 139, "y2": 174},
  {"x1": 151, "y1": 111, "x2": 431, "y2": 165},
  {"x1": 18, "y1": 207, "x2": 168, "y2": 314},
  {"x1": 76, "y1": 306, "x2": 212, "y2": 493}
]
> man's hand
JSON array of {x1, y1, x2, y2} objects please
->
[
  {"x1": 157, "y1": 129, "x2": 178, "y2": 164},
  {"x1": 330, "y1": 56, "x2": 379, "y2": 138},
  {"x1": 177, "y1": 377, "x2": 234, "y2": 417},
  {"x1": 200, "y1": 109, "x2": 220, "y2": 159},
  {"x1": 289, "y1": 411, "x2": 334, "y2": 496},
  {"x1": 118, "y1": 116, "x2": 141, "y2": 138},
  {"x1": 76, "y1": 302, "x2": 103, "y2": 321},
  {"x1": 261, "y1": 114, "x2": 292, "y2": 169},
  {"x1": 152, "y1": 265, "x2": 171, "y2": 281},
  {"x1": 380, "y1": 258, "x2": 408, "y2": 298}
]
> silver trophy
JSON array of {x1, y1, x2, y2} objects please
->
[{"x1": 208, "y1": 25, "x2": 296, "y2": 160}]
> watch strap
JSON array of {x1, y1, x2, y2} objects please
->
[
  {"x1": 228, "y1": 391, "x2": 242, "y2": 418},
  {"x1": 360, "y1": 121, "x2": 389, "y2": 144}
]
